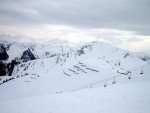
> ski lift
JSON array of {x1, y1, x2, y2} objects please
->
[
  {"x1": 112, "y1": 77, "x2": 116, "y2": 84},
  {"x1": 104, "y1": 81, "x2": 107, "y2": 87},
  {"x1": 140, "y1": 69, "x2": 143, "y2": 74},
  {"x1": 128, "y1": 74, "x2": 131, "y2": 79}
]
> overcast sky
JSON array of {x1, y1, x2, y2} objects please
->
[{"x1": 0, "y1": 0, "x2": 150, "y2": 54}]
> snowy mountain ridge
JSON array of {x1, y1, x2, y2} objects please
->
[
  {"x1": 0, "y1": 40, "x2": 147, "y2": 91},
  {"x1": 0, "y1": 39, "x2": 150, "y2": 113}
]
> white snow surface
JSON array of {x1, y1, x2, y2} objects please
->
[
  {"x1": 0, "y1": 41, "x2": 150, "y2": 113},
  {"x1": 0, "y1": 70, "x2": 150, "y2": 113}
]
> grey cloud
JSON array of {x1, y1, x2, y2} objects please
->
[{"x1": 0, "y1": 0, "x2": 150, "y2": 35}]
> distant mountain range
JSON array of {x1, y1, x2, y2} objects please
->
[{"x1": 132, "y1": 52, "x2": 150, "y2": 62}]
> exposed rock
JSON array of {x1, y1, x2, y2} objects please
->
[
  {"x1": 0, "y1": 44, "x2": 9, "y2": 60},
  {"x1": 140, "y1": 56, "x2": 150, "y2": 61},
  {"x1": 0, "y1": 60, "x2": 19, "y2": 76},
  {"x1": 21, "y1": 49, "x2": 36, "y2": 62},
  {"x1": 77, "y1": 49, "x2": 85, "y2": 56}
]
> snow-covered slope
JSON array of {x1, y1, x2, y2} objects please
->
[
  {"x1": 0, "y1": 65, "x2": 150, "y2": 113},
  {"x1": 0, "y1": 40, "x2": 150, "y2": 113},
  {"x1": 1, "y1": 80, "x2": 150, "y2": 113},
  {"x1": 0, "y1": 41, "x2": 147, "y2": 97},
  {"x1": 0, "y1": 39, "x2": 73, "y2": 62}
]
